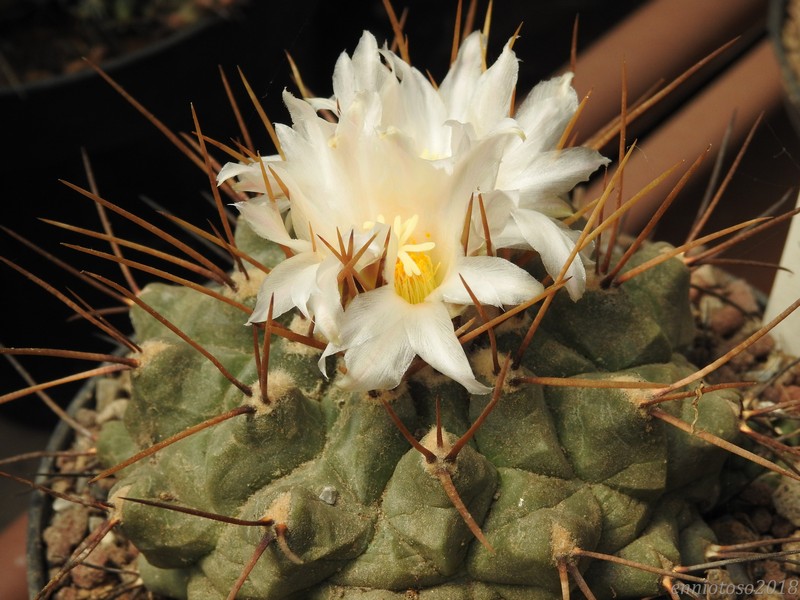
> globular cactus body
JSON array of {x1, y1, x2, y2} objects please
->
[{"x1": 96, "y1": 222, "x2": 741, "y2": 599}]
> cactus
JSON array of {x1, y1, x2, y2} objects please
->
[
  {"x1": 10, "y1": 9, "x2": 800, "y2": 600},
  {"x1": 94, "y1": 227, "x2": 744, "y2": 599},
  {"x1": 89, "y1": 29, "x2": 747, "y2": 587}
]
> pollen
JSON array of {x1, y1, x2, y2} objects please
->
[
  {"x1": 363, "y1": 213, "x2": 440, "y2": 302},
  {"x1": 395, "y1": 252, "x2": 438, "y2": 304}
]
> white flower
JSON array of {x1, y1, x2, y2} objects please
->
[
  {"x1": 490, "y1": 72, "x2": 610, "y2": 299},
  {"x1": 218, "y1": 30, "x2": 607, "y2": 393}
]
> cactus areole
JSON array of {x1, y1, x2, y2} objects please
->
[{"x1": 93, "y1": 29, "x2": 743, "y2": 600}]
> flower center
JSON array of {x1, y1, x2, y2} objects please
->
[
  {"x1": 394, "y1": 252, "x2": 437, "y2": 304},
  {"x1": 391, "y1": 215, "x2": 438, "y2": 304},
  {"x1": 363, "y1": 214, "x2": 439, "y2": 304}
]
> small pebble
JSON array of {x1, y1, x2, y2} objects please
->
[
  {"x1": 772, "y1": 514, "x2": 795, "y2": 538},
  {"x1": 750, "y1": 334, "x2": 776, "y2": 360},
  {"x1": 751, "y1": 506, "x2": 773, "y2": 533},
  {"x1": 774, "y1": 477, "x2": 800, "y2": 527},
  {"x1": 709, "y1": 304, "x2": 745, "y2": 337},
  {"x1": 705, "y1": 568, "x2": 737, "y2": 600},
  {"x1": 70, "y1": 545, "x2": 110, "y2": 588},
  {"x1": 53, "y1": 588, "x2": 79, "y2": 600},
  {"x1": 43, "y1": 506, "x2": 88, "y2": 563},
  {"x1": 738, "y1": 480, "x2": 775, "y2": 507},
  {"x1": 712, "y1": 517, "x2": 758, "y2": 545},
  {"x1": 727, "y1": 278, "x2": 761, "y2": 314}
]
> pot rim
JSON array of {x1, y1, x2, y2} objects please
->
[
  {"x1": 0, "y1": 13, "x2": 221, "y2": 100},
  {"x1": 26, "y1": 376, "x2": 99, "y2": 600}
]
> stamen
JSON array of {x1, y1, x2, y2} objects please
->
[
  {"x1": 363, "y1": 213, "x2": 440, "y2": 303},
  {"x1": 394, "y1": 252, "x2": 438, "y2": 304}
]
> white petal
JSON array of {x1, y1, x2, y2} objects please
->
[
  {"x1": 404, "y1": 301, "x2": 491, "y2": 394},
  {"x1": 332, "y1": 289, "x2": 417, "y2": 390},
  {"x1": 339, "y1": 91, "x2": 383, "y2": 135},
  {"x1": 514, "y1": 73, "x2": 579, "y2": 153},
  {"x1": 217, "y1": 158, "x2": 285, "y2": 195},
  {"x1": 282, "y1": 91, "x2": 335, "y2": 152},
  {"x1": 439, "y1": 32, "x2": 483, "y2": 121},
  {"x1": 325, "y1": 288, "x2": 489, "y2": 394},
  {"x1": 249, "y1": 252, "x2": 322, "y2": 324},
  {"x1": 308, "y1": 257, "x2": 345, "y2": 344},
  {"x1": 445, "y1": 127, "x2": 521, "y2": 218},
  {"x1": 351, "y1": 31, "x2": 382, "y2": 88},
  {"x1": 235, "y1": 200, "x2": 310, "y2": 253},
  {"x1": 381, "y1": 54, "x2": 449, "y2": 157},
  {"x1": 332, "y1": 31, "x2": 384, "y2": 112},
  {"x1": 338, "y1": 330, "x2": 415, "y2": 391},
  {"x1": 498, "y1": 148, "x2": 609, "y2": 205},
  {"x1": 437, "y1": 256, "x2": 544, "y2": 307},
  {"x1": 217, "y1": 161, "x2": 256, "y2": 185},
  {"x1": 467, "y1": 40, "x2": 519, "y2": 136},
  {"x1": 505, "y1": 209, "x2": 587, "y2": 300}
]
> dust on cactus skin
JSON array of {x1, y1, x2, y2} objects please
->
[{"x1": 87, "y1": 19, "x2": 745, "y2": 600}]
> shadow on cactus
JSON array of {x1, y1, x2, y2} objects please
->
[{"x1": 4, "y1": 2, "x2": 800, "y2": 599}]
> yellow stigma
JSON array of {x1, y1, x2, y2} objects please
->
[{"x1": 394, "y1": 252, "x2": 437, "y2": 304}]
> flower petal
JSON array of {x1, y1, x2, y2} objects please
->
[
  {"x1": 514, "y1": 73, "x2": 579, "y2": 153},
  {"x1": 436, "y1": 256, "x2": 544, "y2": 307},
  {"x1": 501, "y1": 208, "x2": 588, "y2": 300},
  {"x1": 440, "y1": 34, "x2": 519, "y2": 139},
  {"x1": 498, "y1": 147, "x2": 609, "y2": 209},
  {"x1": 332, "y1": 31, "x2": 386, "y2": 113},
  {"x1": 217, "y1": 157, "x2": 285, "y2": 195},
  {"x1": 325, "y1": 288, "x2": 490, "y2": 394},
  {"x1": 466, "y1": 39, "x2": 519, "y2": 136},
  {"x1": 404, "y1": 300, "x2": 491, "y2": 394},
  {"x1": 308, "y1": 257, "x2": 345, "y2": 344},
  {"x1": 235, "y1": 200, "x2": 310, "y2": 253},
  {"x1": 249, "y1": 252, "x2": 322, "y2": 324},
  {"x1": 381, "y1": 53, "x2": 449, "y2": 158},
  {"x1": 439, "y1": 31, "x2": 484, "y2": 121},
  {"x1": 329, "y1": 288, "x2": 417, "y2": 390}
]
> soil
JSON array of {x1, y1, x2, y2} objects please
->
[
  {"x1": 689, "y1": 265, "x2": 800, "y2": 600},
  {"x1": 0, "y1": 0, "x2": 239, "y2": 89},
  {"x1": 38, "y1": 370, "x2": 160, "y2": 600},
  {"x1": 33, "y1": 263, "x2": 800, "y2": 599}
]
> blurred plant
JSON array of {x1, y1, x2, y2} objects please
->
[{"x1": 0, "y1": 0, "x2": 241, "y2": 85}]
